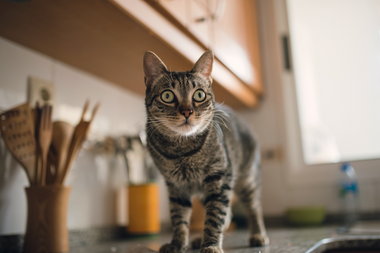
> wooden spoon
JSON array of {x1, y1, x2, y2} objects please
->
[
  {"x1": 51, "y1": 121, "x2": 74, "y2": 184},
  {"x1": 57, "y1": 101, "x2": 100, "y2": 184},
  {"x1": 37, "y1": 105, "x2": 53, "y2": 186}
]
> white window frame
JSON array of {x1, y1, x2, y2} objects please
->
[{"x1": 266, "y1": 0, "x2": 380, "y2": 189}]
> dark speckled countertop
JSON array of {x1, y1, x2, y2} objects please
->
[{"x1": 70, "y1": 223, "x2": 380, "y2": 253}]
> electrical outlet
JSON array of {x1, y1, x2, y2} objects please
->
[{"x1": 27, "y1": 76, "x2": 56, "y2": 108}]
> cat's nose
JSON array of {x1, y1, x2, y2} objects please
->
[{"x1": 179, "y1": 105, "x2": 193, "y2": 119}]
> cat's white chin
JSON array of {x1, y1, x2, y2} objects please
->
[{"x1": 175, "y1": 122, "x2": 201, "y2": 136}]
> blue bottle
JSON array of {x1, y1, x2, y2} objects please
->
[{"x1": 339, "y1": 163, "x2": 359, "y2": 228}]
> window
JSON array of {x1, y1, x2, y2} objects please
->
[{"x1": 287, "y1": 0, "x2": 380, "y2": 165}]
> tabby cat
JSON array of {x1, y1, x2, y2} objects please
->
[{"x1": 143, "y1": 51, "x2": 269, "y2": 253}]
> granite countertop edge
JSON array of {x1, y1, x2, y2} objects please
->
[{"x1": 2, "y1": 226, "x2": 380, "y2": 253}]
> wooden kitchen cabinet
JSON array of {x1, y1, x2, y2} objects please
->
[
  {"x1": 212, "y1": 0, "x2": 264, "y2": 95},
  {"x1": 157, "y1": 0, "x2": 213, "y2": 48},
  {"x1": 112, "y1": 0, "x2": 260, "y2": 108},
  {"x1": 0, "y1": 0, "x2": 261, "y2": 109},
  {"x1": 147, "y1": 0, "x2": 264, "y2": 96}
]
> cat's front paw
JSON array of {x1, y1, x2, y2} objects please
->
[
  {"x1": 249, "y1": 234, "x2": 270, "y2": 247},
  {"x1": 159, "y1": 243, "x2": 183, "y2": 253},
  {"x1": 200, "y1": 246, "x2": 224, "y2": 253},
  {"x1": 191, "y1": 237, "x2": 202, "y2": 249}
]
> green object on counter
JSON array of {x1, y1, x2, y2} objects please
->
[{"x1": 286, "y1": 206, "x2": 326, "y2": 226}]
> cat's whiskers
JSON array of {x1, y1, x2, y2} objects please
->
[
  {"x1": 213, "y1": 110, "x2": 231, "y2": 129},
  {"x1": 211, "y1": 120, "x2": 223, "y2": 138},
  {"x1": 213, "y1": 116, "x2": 230, "y2": 130},
  {"x1": 147, "y1": 122, "x2": 167, "y2": 139},
  {"x1": 214, "y1": 114, "x2": 229, "y2": 123},
  {"x1": 146, "y1": 119, "x2": 168, "y2": 138},
  {"x1": 214, "y1": 102, "x2": 226, "y2": 109},
  {"x1": 213, "y1": 109, "x2": 230, "y2": 118},
  {"x1": 148, "y1": 116, "x2": 198, "y2": 138}
]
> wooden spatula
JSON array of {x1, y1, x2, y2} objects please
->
[
  {"x1": 37, "y1": 105, "x2": 53, "y2": 186},
  {"x1": 0, "y1": 103, "x2": 37, "y2": 185},
  {"x1": 57, "y1": 101, "x2": 100, "y2": 184},
  {"x1": 51, "y1": 121, "x2": 74, "y2": 184}
]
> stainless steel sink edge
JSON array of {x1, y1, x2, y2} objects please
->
[{"x1": 305, "y1": 236, "x2": 380, "y2": 253}]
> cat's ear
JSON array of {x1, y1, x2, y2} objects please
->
[
  {"x1": 143, "y1": 51, "x2": 169, "y2": 87},
  {"x1": 191, "y1": 51, "x2": 214, "y2": 82}
]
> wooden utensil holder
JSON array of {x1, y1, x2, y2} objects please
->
[{"x1": 23, "y1": 186, "x2": 71, "y2": 253}]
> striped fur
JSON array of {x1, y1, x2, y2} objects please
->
[{"x1": 143, "y1": 51, "x2": 269, "y2": 253}]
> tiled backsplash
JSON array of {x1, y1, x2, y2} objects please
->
[{"x1": 0, "y1": 37, "x2": 170, "y2": 235}]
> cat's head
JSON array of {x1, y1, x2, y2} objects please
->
[{"x1": 143, "y1": 51, "x2": 215, "y2": 137}]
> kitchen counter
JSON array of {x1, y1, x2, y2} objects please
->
[{"x1": 69, "y1": 223, "x2": 380, "y2": 253}]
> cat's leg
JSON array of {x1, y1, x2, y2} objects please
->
[
  {"x1": 235, "y1": 175, "x2": 269, "y2": 247},
  {"x1": 159, "y1": 191, "x2": 192, "y2": 253},
  {"x1": 191, "y1": 206, "x2": 231, "y2": 250},
  {"x1": 200, "y1": 180, "x2": 232, "y2": 253}
]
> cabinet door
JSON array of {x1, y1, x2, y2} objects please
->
[
  {"x1": 143, "y1": 0, "x2": 261, "y2": 107},
  {"x1": 159, "y1": 0, "x2": 189, "y2": 26},
  {"x1": 211, "y1": 0, "x2": 263, "y2": 94},
  {"x1": 159, "y1": 0, "x2": 213, "y2": 49},
  {"x1": 188, "y1": 0, "x2": 213, "y2": 48}
]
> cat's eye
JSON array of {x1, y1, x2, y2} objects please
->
[
  {"x1": 161, "y1": 90, "x2": 175, "y2": 103},
  {"x1": 193, "y1": 89, "x2": 206, "y2": 102}
]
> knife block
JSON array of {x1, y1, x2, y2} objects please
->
[{"x1": 23, "y1": 186, "x2": 71, "y2": 253}]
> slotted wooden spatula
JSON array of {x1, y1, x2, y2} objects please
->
[{"x1": 0, "y1": 103, "x2": 37, "y2": 185}]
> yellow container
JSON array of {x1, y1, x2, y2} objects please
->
[{"x1": 128, "y1": 183, "x2": 160, "y2": 234}]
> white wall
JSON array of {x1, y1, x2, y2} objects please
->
[
  {"x1": 0, "y1": 36, "x2": 170, "y2": 235},
  {"x1": 238, "y1": 0, "x2": 380, "y2": 217}
]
